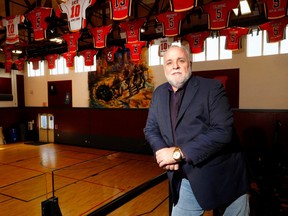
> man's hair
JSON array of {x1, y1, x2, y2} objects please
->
[
  {"x1": 164, "y1": 45, "x2": 190, "y2": 60},
  {"x1": 164, "y1": 45, "x2": 192, "y2": 71}
]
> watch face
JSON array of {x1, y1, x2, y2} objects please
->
[{"x1": 173, "y1": 151, "x2": 181, "y2": 159}]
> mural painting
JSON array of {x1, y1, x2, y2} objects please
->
[{"x1": 88, "y1": 47, "x2": 154, "y2": 108}]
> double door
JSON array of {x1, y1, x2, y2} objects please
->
[{"x1": 39, "y1": 114, "x2": 54, "y2": 143}]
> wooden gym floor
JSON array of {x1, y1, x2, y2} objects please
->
[
  {"x1": 0, "y1": 142, "x2": 169, "y2": 215},
  {"x1": 0, "y1": 142, "x2": 214, "y2": 216}
]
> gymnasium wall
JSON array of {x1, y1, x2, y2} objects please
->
[{"x1": 0, "y1": 107, "x2": 288, "y2": 156}]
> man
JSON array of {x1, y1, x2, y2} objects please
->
[{"x1": 144, "y1": 46, "x2": 249, "y2": 215}]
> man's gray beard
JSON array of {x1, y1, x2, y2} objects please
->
[{"x1": 167, "y1": 70, "x2": 192, "y2": 89}]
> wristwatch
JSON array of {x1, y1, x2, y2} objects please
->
[{"x1": 173, "y1": 147, "x2": 182, "y2": 162}]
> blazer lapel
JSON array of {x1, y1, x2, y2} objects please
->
[
  {"x1": 176, "y1": 76, "x2": 199, "y2": 126},
  {"x1": 159, "y1": 85, "x2": 174, "y2": 145}
]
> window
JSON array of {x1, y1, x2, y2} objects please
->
[
  {"x1": 148, "y1": 36, "x2": 232, "y2": 66},
  {"x1": 50, "y1": 57, "x2": 69, "y2": 75},
  {"x1": 27, "y1": 60, "x2": 45, "y2": 77},
  {"x1": 206, "y1": 37, "x2": 219, "y2": 61},
  {"x1": 247, "y1": 29, "x2": 262, "y2": 57},
  {"x1": 75, "y1": 55, "x2": 97, "y2": 73},
  {"x1": 247, "y1": 28, "x2": 288, "y2": 57}
]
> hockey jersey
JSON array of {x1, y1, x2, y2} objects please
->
[
  {"x1": 26, "y1": 7, "x2": 52, "y2": 41},
  {"x1": 4, "y1": 61, "x2": 12, "y2": 73},
  {"x1": 119, "y1": 18, "x2": 146, "y2": 43},
  {"x1": 153, "y1": 37, "x2": 175, "y2": 57},
  {"x1": 156, "y1": 12, "x2": 186, "y2": 36},
  {"x1": 109, "y1": 0, "x2": 133, "y2": 20},
  {"x1": 14, "y1": 58, "x2": 26, "y2": 71},
  {"x1": 219, "y1": 27, "x2": 250, "y2": 50},
  {"x1": 182, "y1": 31, "x2": 210, "y2": 53},
  {"x1": 79, "y1": 49, "x2": 98, "y2": 66},
  {"x1": 45, "y1": 54, "x2": 59, "y2": 69},
  {"x1": 4, "y1": 45, "x2": 13, "y2": 62},
  {"x1": 202, "y1": 0, "x2": 239, "y2": 30},
  {"x1": 62, "y1": 31, "x2": 81, "y2": 52},
  {"x1": 63, "y1": 51, "x2": 77, "y2": 67},
  {"x1": 103, "y1": 46, "x2": 120, "y2": 62},
  {"x1": 259, "y1": 0, "x2": 288, "y2": 20},
  {"x1": 1, "y1": 15, "x2": 25, "y2": 44},
  {"x1": 89, "y1": 24, "x2": 112, "y2": 48},
  {"x1": 259, "y1": 16, "x2": 288, "y2": 43},
  {"x1": 56, "y1": 0, "x2": 96, "y2": 32},
  {"x1": 169, "y1": 0, "x2": 197, "y2": 12},
  {"x1": 125, "y1": 41, "x2": 146, "y2": 61},
  {"x1": 29, "y1": 57, "x2": 42, "y2": 70}
]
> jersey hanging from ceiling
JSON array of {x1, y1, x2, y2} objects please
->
[
  {"x1": 1, "y1": 15, "x2": 25, "y2": 44},
  {"x1": 156, "y1": 12, "x2": 186, "y2": 37},
  {"x1": 14, "y1": 58, "x2": 26, "y2": 71},
  {"x1": 202, "y1": 0, "x2": 239, "y2": 30},
  {"x1": 63, "y1": 51, "x2": 77, "y2": 67},
  {"x1": 103, "y1": 46, "x2": 121, "y2": 62},
  {"x1": 169, "y1": 0, "x2": 197, "y2": 12},
  {"x1": 219, "y1": 27, "x2": 250, "y2": 50},
  {"x1": 89, "y1": 24, "x2": 112, "y2": 48},
  {"x1": 62, "y1": 31, "x2": 81, "y2": 52},
  {"x1": 182, "y1": 31, "x2": 211, "y2": 53},
  {"x1": 4, "y1": 61, "x2": 12, "y2": 73},
  {"x1": 45, "y1": 54, "x2": 59, "y2": 69},
  {"x1": 119, "y1": 18, "x2": 146, "y2": 43},
  {"x1": 109, "y1": 0, "x2": 133, "y2": 20},
  {"x1": 125, "y1": 41, "x2": 146, "y2": 61},
  {"x1": 4, "y1": 45, "x2": 13, "y2": 62},
  {"x1": 26, "y1": 7, "x2": 52, "y2": 41},
  {"x1": 56, "y1": 0, "x2": 96, "y2": 32},
  {"x1": 29, "y1": 57, "x2": 42, "y2": 70},
  {"x1": 153, "y1": 37, "x2": 175, "y2": 57},
  {"x1": 259, "y1": 0, "x2": 288, "y2": 20},
  {"x1": 258, "y1": 16, "x2": 288, "y2": 43},
  {"x1": 79, "y1": 49, "x2": 98, "y2": 66}
]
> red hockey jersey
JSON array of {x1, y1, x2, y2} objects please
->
[
  {"x1": 45, "y1": 54, "x2": 59, "y2": 69},
  {"x1": 156, "y1": 12, "x2": 186, "y2": 36},
  {"x1": 259, "y1": 0, "x2": 288, "y2": 20},
  {"x1": 182, "y1": 31, "x2": 211, "y2": 53},
  {"x1": 202, "y1": 0, "x2": 239, "y2": 30},
  {"x1": 63, "y1": 51, "x2": 77, "y2": 67},
  {"x1": 169, "y1": 0, "x2": 197, "y2": 12},
  {"x1": 62, "y1": 31, "x2": 81, "y2": 52},
  {"x1": 219, "y1": 27, "x2": 250, "y2": 50},
  {"x1": 103, "y1": 46, "x2": 121, "y2": 62},
  {"x1": 26, "y1": 7, "x2": 52, "y2": 41},
  {"x1": 259, "y1": 16, "x2": 288, "y2": 43},
  {"x1": 125, "y1": 41, "x2": 146, "y2": 61},
  {"x1": 119, "y1": 18, "x2": 146, "y2": 43},
  {"x1": 89, "y1": 24, "x2": 113, "y2": 48},
  {"x1": 14, "y1": 58, "x2": 26, "y2": 71},
  {"x1": 109, "y1": 0, "x2": 133, "y2": 20},
  {"x1": 79, "y1": 49, "x2": 98, "y2": 66}
]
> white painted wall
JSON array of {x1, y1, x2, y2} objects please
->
[
  {"x1": 1, "y1": 38, "x2": 288, "y2": 109},
  {"x1": 150, "y1": 39, "x2": 288, "y2": 109}
]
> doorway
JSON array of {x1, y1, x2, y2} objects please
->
[{"x1": 39, "y1": 114, "x2": 54, "y2": 143}]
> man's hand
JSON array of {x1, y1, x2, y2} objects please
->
[{"x1": 155, "y1": 147, "x2": 180, "y2": 170}]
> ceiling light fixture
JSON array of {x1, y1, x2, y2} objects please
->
[
  {"x1": 49, "y1": 37, "x2": 63, "y2": 44},
  {"x1": 12, "y1": 50, "x2": 22, "y2": 54}
]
